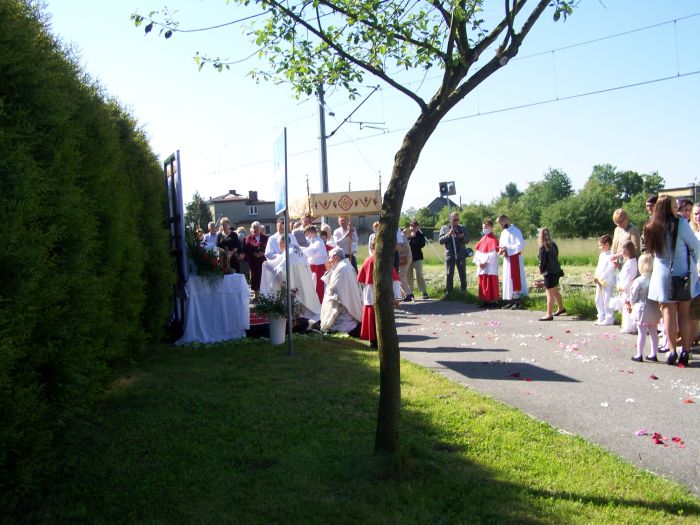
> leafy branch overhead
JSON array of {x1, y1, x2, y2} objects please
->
[{"x1": 133, "y1": 0, "x2": 576, "y2": 102}]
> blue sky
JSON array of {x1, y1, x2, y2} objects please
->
[{"x1": 43, "y1": 0, "x2": 700, "y2": 211}]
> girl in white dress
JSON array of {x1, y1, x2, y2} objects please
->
[
  {"x1": 627, "y1": 254, "x2": 662, "y2": 362},
  {"x1": 616, "y1": 241, "x2": 638, "y2": 334}
]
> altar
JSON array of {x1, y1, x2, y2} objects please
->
[{"x1": 176, "y1": 273, "x2": 250, "y2": 345}]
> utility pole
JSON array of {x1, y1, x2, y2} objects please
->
[
  {"x1": 317, "y1": 85, "x2": 329, "y2": 194},
  {"x1": 317, "y1": 85, "x2": 329, "y2": 225}
]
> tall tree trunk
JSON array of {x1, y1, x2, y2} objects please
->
[{"x1": 374, "y1": 113, "x2": 439, "y2": 454}]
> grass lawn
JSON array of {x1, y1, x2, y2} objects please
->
[{"x1": 34, "y1": 336, "x2": 699, "y2": 524}]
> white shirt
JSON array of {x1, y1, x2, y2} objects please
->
[
  {"x1": 302, "y1": 236, "x2": 328, "y2": 266},
  {"x1": 265, "y1": 232, "x2": 297, "y2": 260},
  {"x1": 333, "y1": 226, "x2": 358, "y2": 256},
  {"x1": 499, "y1": 225, "x2": 525, "y2": 256},
  {"x1": 203, "y1": 231, "x2": 218, "y2": 253}
]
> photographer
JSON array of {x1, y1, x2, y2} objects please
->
[{"x1": 438, "y1": 211, "x2": 468, "y2": 294}]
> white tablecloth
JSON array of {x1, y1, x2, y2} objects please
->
[{"x1": 176, "y1": 274, "x2": 250, "y2": 345}]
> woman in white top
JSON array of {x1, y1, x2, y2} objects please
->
[{"x1": 645, "y1": 195, "x2": 700, "y2": 367}]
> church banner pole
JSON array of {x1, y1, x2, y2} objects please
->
[{"x1": 274, "y1": 127, "x2": 293, "y2": 356}]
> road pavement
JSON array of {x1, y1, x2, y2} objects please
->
[{"x1": 395, "y1": 299, "x2": 700, "y2": 496}]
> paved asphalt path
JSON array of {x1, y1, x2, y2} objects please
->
[{"x1": 394, "y1": 299, "x2": 700, "y2": 496}]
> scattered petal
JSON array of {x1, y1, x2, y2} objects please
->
[
  {"x1": 546, "y1": 335, "x2": 554, "y2": 340},
  {"x1": 671, "y1": 436, "x2": 683, "y2": 443},
  {"x1": 649, "y1": 375, "x2": 659, "y2": 380},
  {"x1": 683, "y1": 398, "x2": 695, "y2": 404},
  {"x1": 635, "y1": 429, "x2": 648, "y2": 436},
  {"x1": 600, "y1": 402, "x2": 609, "y2": 408},
  {"x1": 525, "y1": 377, "x2": 533, "y2": 382},
  {"x1": 625, "y1": 398, "x2": 635, "y2": 403}
]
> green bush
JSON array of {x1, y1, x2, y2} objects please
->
[{"x1": 0, "y1": 1, "x2": 174, "y2": 513}]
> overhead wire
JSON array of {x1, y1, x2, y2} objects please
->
[{"x1": 191, "y1": 10, "x2": 700, "y2": 177}]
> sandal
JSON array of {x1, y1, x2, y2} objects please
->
[{"x1": 553, "y1": 309, "x2": 567, "y2": 317}]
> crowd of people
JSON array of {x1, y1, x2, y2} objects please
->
[
  {"x1": 587, "y1": 195, "x2": 700, "y2": 367},
  {"x1": 194, "y1": 195, "x2": 699, "y2": 368},
  {"x1": 437, "y1": 194, "x2": 699, "y2": 368},
  {"x1": 196, "y1": 215, "x2": 414, "y2": 347}
]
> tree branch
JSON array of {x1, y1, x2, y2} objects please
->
[
  {"x1": 315, "y1": 0, "x2": 446, "y2": 59},
  {"x1": 452, "y1": 0, "x2": 551, "y2": 105},
  {"x1": 471, "y1": 0, "x2": 528, "y2": 60},
  {"x1": 264, "y1": 0, "x2": 427, "y2": 108}
]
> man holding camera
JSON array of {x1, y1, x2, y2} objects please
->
[{"x1": 439, "y1": 211, "x2": 468, "y2": 294}]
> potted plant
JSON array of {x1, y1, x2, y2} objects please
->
[{"x1": 253, "y1": 285, "x2": 304, "y2": 344}]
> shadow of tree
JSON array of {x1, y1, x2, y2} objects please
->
[{"x1": 35, "y1": 338, "x2": 698, "y2": 524}]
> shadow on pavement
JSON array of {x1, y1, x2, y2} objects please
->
[
  {"x1": 400, "y1": 344, "x2": 509, "y2": 354},
  {"x1": 438, "y1": 360, "x2": 579, "y2": 382}
]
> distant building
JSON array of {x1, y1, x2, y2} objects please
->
[
  {"x1": 425, "y1": 196, "x2": 459, "y2": 215},
  {"x1": 207, "y1": 190, "x2": 276, "y2": 234},
  {"x1": 660, "y1": 185, "x2": 699, "y2": 202}
]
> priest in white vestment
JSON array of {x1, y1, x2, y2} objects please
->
[
  {"x1": 265, "y1": 218, "x2": 298, "y2": 261},
  {"x1": 259, "y1": 238, "x2": 321, "y2": 322},
  {"x1": 320, "y1": 247, "x2": 363, "y2": 336},
  {"x1": 497, "y1": 214, "x2": 528, "y2": 307}
]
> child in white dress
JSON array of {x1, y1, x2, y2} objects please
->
[
  {"x1": 593, "y1": 234, "x2": 616, "y2": 326},
  {"x1": 616, "y1": 241, "x2": 639, "y2": 334},
  {"x1": 627, "y1": 254, "x2": 662, "y2": 362}
]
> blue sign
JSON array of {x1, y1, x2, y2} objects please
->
[{"x1": 273, "y1": 129, "x2": 287, "y2": 215}]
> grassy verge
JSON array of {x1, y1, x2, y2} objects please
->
[{"x1": 31, "y1": 336, "x2": 698, "y2": 524}]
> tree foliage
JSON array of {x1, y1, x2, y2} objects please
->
[
  {"x1": 185, "y1": 191, "x2": 213, "y2": 229},
  {"x1": 499, "y1": 182, "x2": 523, "y2": 203},
  {"x1": 586, "y1": 164, "x2": 663, "y2": 203},
  {"x1": 413, "y1": 207, "x2": 437, "y2": 228},
  {"x1": 1, "y1": 1, "x2": 173, "y2": 511}
]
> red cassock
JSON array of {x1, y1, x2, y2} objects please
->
[
  {"x1": 474, "y1": 232, "x2": 500, "y2": 302},
  {"x1": 357, "y1": 256, "x2": 400, "y2": 342}
]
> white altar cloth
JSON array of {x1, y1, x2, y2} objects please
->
[{"x1": 176, "y1": 274, "x2": 250, "y2": 345}]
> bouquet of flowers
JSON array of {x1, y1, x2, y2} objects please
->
[{"x1": 185, "y1": 229, "x2": 224, "y2": 284}]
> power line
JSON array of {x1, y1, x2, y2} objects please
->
[
  {"x1": 194, "y1": 67, "x2": 700, "y2": 178},
  {"x1": 191, "y1": 11, "x2": 700, "y2": 177}
]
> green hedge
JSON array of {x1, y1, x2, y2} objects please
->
[{"x1": 0, "y1": 0, "x2": 174, "y2": 513}]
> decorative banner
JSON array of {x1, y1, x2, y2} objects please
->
[{"x1": 310, "y1": 190, "x2": 381, "y2": 216}]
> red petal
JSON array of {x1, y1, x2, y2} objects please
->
[
  {"x1": 683, "y1": 399, "x2": 695, "y2": 404},
  {"x1": 526, "y1": 378, "x2": 533, "y2": 382},
  {"x1": 649, "y1": 375, "x2": 659, "y2": 380}
]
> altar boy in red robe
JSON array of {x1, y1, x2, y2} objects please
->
[
  {"x1": 357, "y1": 240, "x2": 402, "y2": 348},
  {"x1": 473, "y1": 218, "x2": 500, "y2": 308}
]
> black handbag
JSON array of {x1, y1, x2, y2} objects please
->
[{"x1": 668, "y1": 219, "x2": 691, "y2": 302}]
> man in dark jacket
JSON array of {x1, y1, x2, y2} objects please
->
[
  {"x1": 438, "y1": 211, "x2": 468, "y2": 293},
  {"x1": 406, "y1": 220, "x2": 429, "y2": 299}
]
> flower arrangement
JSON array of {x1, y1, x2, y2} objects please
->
[
  {"x1": 253, "y1": 284, "x2": 304, "y2": 321},
  {"x1": 185, "y1": 229, "x2": 224, "y2": 284}
]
